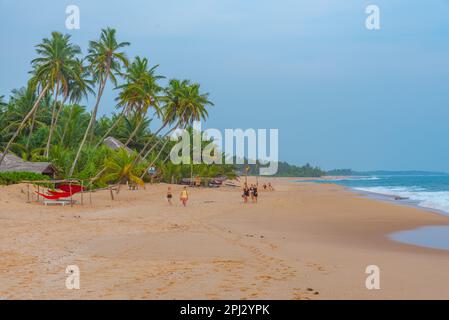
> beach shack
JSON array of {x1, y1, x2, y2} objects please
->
[
  {"x1": 103, "y1": 136, "x2": 133, "y2": 154},
  {"x1": 0, "y1": 152, "x2": 57, "y2": 177}
]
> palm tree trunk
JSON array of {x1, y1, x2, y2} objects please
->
[
  {"x1": 60, "y1": 103, "x2": 75, "y2": 145},
  {"x1": 69, "y1": 75, "x2": 108, "y2": 177},
  {"x1": 139, "y1": 138, "x2": 171, "y2": 179},
  {"x1": 141, "y1": 125, "x2": 177, "y2": 160},
  {"x1": 137, "y1": 108, "x2": 188, "y2": 161},
  {"x1": 26, "y1": 110, "x2": 37, "y2": 151},
  {"x1": 124, "y1": 115, "x2": 145, "y2": 146},
  {"x1": 88, "y1": 61, "x2": 111, "y2": 143},
  {"x1": 0, "y1": 83, "x2": 50, "y2": 166},
  {"x1": 136, "y1": 120, "x2": 169, "y2": 158},
  {"x1": 44, "y1": 84, "x2": 60, "y2": 157}
]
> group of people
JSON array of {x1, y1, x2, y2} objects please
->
[
  {"x1": 262, "y1": 182, "x2": 274, "y2": 191},
  {"x1": 166, "y1": 186, "x2": 189, "y2": 207},
  {"x1": 166, "y1": 181, "x2": 274, "y2": 207},
  {"x1": 242, "y1": 183, "x2": 259, "y2": 203}
]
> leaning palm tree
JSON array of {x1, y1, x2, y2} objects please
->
[
  {"x1": 139, "y1": 80, "x2": 213, "y2": 178},
  {"x1": 136, "y1": 79, "x2": 194, "y2": 161},
  {"x1": 69, "y1": 27, "x2": 130, "y2": 177},
  {"x1": 4, "y1": 86, "x2": 48, "y2": 151},
  {"x1": 52, "y1": 58, "x2": 94, "y2": 146},
  {"x1": 96, "y1": 56, "x2": 163, "y2": 148},
  {"x1": 101, "y1": 148, "x2": 145, "y2": 190},
  {"x1": 0, "y1": 32, "x2": 71, "y2": 166},
  {"x1": 33, "y1": 32, "x2": 82, "y2": 157}
]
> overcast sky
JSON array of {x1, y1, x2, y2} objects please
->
[{"x1": 1, "y1": 0, "x2": 449, "y2": 171}]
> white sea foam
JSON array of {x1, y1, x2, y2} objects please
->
[
  {"x1": 354, "y1": 186, "x2": 449, "y2": 215},
  {"x1": 327, "y1": 176, "x2": 380, "y2": 181}
]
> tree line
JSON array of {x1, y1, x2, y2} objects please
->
[{"x1": 0, "y1": 28, "x2": 236, "y2": 187}]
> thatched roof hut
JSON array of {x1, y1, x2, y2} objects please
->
[
  {"x1": 0, "y1": 152, "x2": 57, "y2": 177},
  {"x1": 103, "y1": 137, "x2": 133, "y2": 154}
]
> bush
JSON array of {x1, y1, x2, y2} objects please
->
[{"x1": 0, "y1": 172, "x2": 49, "y2": 185}]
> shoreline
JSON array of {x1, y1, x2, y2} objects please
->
[
  {"x1": 296, "y1": 175, "x2": 449, "y2": 219},
  {"x1": 2, "y1": 177, "x2": 449, "y2": 299}
]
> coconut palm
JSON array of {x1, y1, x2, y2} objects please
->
[
  {"x1": 96, "y1": 56, "x2": 163, "y2": 148},
  {"x1": 138, "y1": 80, "x2": 213, "y2": 178},
  {"x1": 27, "y1": 32, "x2": 82, "y2": 157},
  {"x1": 69, "y1": 27, "x2": 130, "y2": 177},
  {"x1": 51, "y1": 58, "x2": 94, "y2": 149},
  {"x1": 57, "y1": 104, "x2": 90, "y2": 147},
  {"x1": 101, "y1": 148, "x2": 145, "y2": 189},
  {"x1": 4, "y1": 86, "x2": 49, "y2": 151},
  {"x1": 116, "y1": 56, "x2": 162, "y2": 146},
  {"x1": 115, "y1": 114, "x2": 152, "y2": 150},
  {"x1": 0, "y1": 31, "x2": 74, "y2": 166}
]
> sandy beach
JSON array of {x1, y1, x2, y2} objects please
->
[{"x1": 1, "y1": 178, "x2": 449, "y2": 300}]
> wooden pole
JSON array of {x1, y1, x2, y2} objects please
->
[
  {"x1": 109, "y1": 186, "x2": 114, "y2": 200},
  {"x1": 70, "y1": 180, "x2": 73, "y2": 207},
  {"x1": 37, "y1": 185, "x2": 40, "y2": 202},
  {"x1": 81, "y1": 180, "x2": 84, "y2": 205},
  {"x1": 27, "y1": 184, "x2": 30, "y2": 203}
]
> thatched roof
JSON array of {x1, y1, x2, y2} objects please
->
[
  {"x1": 103, "y1": 137, "x2": 133, "y2": 154},
  {"x1": 0, "y1": 152, "x2": 56, "y2": 175}
]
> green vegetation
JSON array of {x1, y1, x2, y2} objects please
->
[
  {"x1": 0, "y1": 27, "x2": 327, "y2": 187},
  {"x1": 325, "y1": 169, "x2": 356, "y2": 176},
  {"x1": 0, "y1": 172, "x2": 49, "y2": 185},
  {"x1": 236, "y1": 161, "x2": 325, "y2": 177},
  {"x1": 0, "y1": 28, "x2": 232, "y2": 187}
]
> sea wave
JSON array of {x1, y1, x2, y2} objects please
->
[
  {"x1": 354, "y1": 186, "x2": 449, "y2": 215},
  {"x1": 327, "y1": 176, "x2": 381, "y2": 181}
]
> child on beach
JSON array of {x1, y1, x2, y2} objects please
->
[
  {"x1": 180, "y1": 186, "x2": 189, "y2": 207},
  {"x1": 166, "y1": 187, "x2": 173, "y2": 205}
]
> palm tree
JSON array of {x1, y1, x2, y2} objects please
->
[
  {"x1": 136, "y1": 79, "x2": 195, "y2": 161},
  {"x1": 28, "y1": 32, "x2": 82, "y2": 157},
  {"x1": 115, "y1": 114, "x2": 151, "y2": 150},
  {"x1": 95, "y1": 56, "x2": 163, "y2": 148},
  {"x1": 57, "y1": 104, "x2": 90, "y2": 147},
  {"x1": 52, "y1": 58, "x2": 94, "y2": 149},
  {"x1": 101, "y1": 148, "x2": 145, "y2": 189},
  {"x1": 69, "y1": 27, "x2": 130, "y2": 177},
  {"x1": 139, "y1": 80, "x2": 213, "y2": 178},
  {"x1": 4, "y1": 86, "x2": 48, "y2": 151},
  {"x1": 0, "y1": 43, "x2": 58, "y2": 166},
  {"x1": 116, "y1": 56, "x2": 162, "y2": 146}
]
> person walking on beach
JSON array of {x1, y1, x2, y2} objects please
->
[
  {"x1": 180, "y1": 186, "x2": 189, "y2": 207},
  {"x1": 166, "y1": 186, "x2": 173, "y2": 205},
  {"x1": 242, "y1": 183, "x2": 250, "y2": 203},
  {"x1": 252, "y1": 184, "x2": 258, "y2": 203}
]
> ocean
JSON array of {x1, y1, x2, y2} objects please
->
[
  {"x1": 307, "y1": 174, "x2": 449, "y2": 215},
  {"x1": 298, "y1": 174, "x2": 449, "y2": 251}
]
